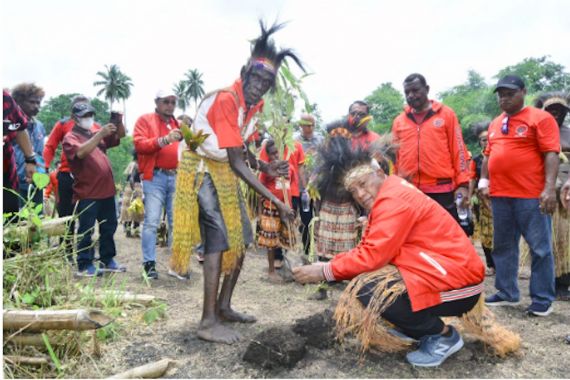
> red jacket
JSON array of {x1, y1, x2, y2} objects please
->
[
  {"x1": 324, "y1": 175, "x2": 484, "y2": 311},
  {"x1": 133, "y1": 113, "x2": 180, "y2": 181},
  {"x1": 43, "y1": 119, "x2": 101, "y2": 172},
  {"x1": 392, "y1": 101, "x2": 471, "y2": 193}
]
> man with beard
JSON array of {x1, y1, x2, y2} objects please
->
[
  {"x1": 392, "y1": 73, "x2": 471, "y2": 227},
  {"x1": 171, "y1": 21, "x2": 302, "y2": 344}
]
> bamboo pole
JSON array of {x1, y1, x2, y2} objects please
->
[
  {"x1": 94, "y1": 291, "x2": 156, "y2": 306},
  {"x1": 3, "y1": 216, "x2": 73, "y2": 239},
  {"x1": 4, "y1": 355, "x2": 50, "y2": 366},
  {"x1": 108, "y1": 358, "x2": 175, "y2": 379},
  {"x1": 3, "y1": 309, "x2": 113, "y2": 332},
  {"x1": 4, "y1": 333, "x2": 65, "y2": 347}
]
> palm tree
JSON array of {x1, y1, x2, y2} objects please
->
[
  {"x1": 173, "y1": 80, "x2": 190, "y2": 115},
  {"x1": 93, "y1": 64, "x2": 133, "y2": 111},
  {"x1": 183, "y1": 69, "x2": 205, "y2": 113}
]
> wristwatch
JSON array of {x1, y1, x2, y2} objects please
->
[{"x1": 24, "y1": 154, "x2": 37, "y2": 165}]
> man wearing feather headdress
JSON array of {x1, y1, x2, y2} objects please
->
[
  {"x1": 172, "y1": 21, "x2": 304, "y2": 344},
  {"x1": 294, "y1": 137, "x2": 520, "y2": 367}
]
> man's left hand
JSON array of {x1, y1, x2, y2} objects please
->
[
  {"x1": 540, "y1": 186, "x2": 557, "y2": 214},
  {"x1": 292, "y1": 263, "x2": 326, "y2": 284},
  {"x1": 455, "y1": 186, "x2": 469, "y2": 208}
]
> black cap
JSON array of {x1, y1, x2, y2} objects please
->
[
  {"x1": 494, "y1": 75, "x2": 525, "y2": 93},
  {"x1": 72, "y1": 102, "x2": 96, "y2": 117}
]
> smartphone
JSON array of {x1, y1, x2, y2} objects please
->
[{"x1": 110, "y1": 111, "x2": 123, "y2": 125}]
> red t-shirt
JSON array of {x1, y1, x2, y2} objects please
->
[
  {"x1": 154, "y1": 121, "x2": 179, "y2": 170},
  {"x1": 484, "y1": 107, "x2": 560, "y2": 198},
  {"x1": 259, "y1": 166, "x2": 294, "y2": 203},
  {"x1": 351, "y1": 130, "x2": 380, "y2": 150},
  {"x1": 62, "y1": 127, "x2": 120, "y2": 202},
  {"x1": 259, "y1": 141, "x2": 305, "y2": 197}
]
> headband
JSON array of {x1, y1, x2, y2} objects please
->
[
  {"x1": 343, "y1": 164, "x2": 377, "y2": 189},
  {"x1": 248, "y1": 57, "x2": 277, "y2": 75}
]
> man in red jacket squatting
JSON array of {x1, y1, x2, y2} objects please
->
[{"x1": 293, "y1": 139, "x2": 485, "y2": 367}]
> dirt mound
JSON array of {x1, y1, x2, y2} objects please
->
[
  {"x1": 292, "y1": 309, "x2": 337, "y2": 349},
  {"x1": 243, "y1": 327, "x2": 307, "y2": 369}
]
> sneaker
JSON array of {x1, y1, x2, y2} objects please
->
[
  {"x1": 143, "y1": 261, "x2": 158, "y2": 280},
  {"x1": 406, "y1": 326, "x2": 464, "y2": 367},
  {"x1": 485, "y1": 293, "x2": 520, "y2": 306},
  {"x1": 167, "y1": 268, "x2": 190, "y2": 281},
  {"x1": 99, "y1": 259, "x2": 127, "y2": 273},
  {"x1": 526, "y1": 302, "x2": 553, "y2": 317},
  {"x1": 76, "y1": 264, "x2": 103, "y2": 278}
]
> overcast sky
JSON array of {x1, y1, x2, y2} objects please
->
[{"x1": 3, "y1": 0, "x2": 570, "y2": 132}]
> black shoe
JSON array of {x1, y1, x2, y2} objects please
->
[{"x1": 143, "y1": 261, "x2": 158, "y2": 279}]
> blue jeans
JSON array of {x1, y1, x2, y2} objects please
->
[
  {"x1": 491, "y1": 197, "x2": 555, "y2": 306},
  {"x1": 141, "y1": 171, "x2": 176, "y2": 263},
  {"x1": 77, "y1": 197, "x2": 118, "y2": 270}
]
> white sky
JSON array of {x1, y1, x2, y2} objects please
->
[{"x1": 3, "y1": 0, "x2": 570, "y2": 132}]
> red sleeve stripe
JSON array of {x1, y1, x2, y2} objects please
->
[{"x1": 440, "y1": 282, "x2": 484, "y2": 302}]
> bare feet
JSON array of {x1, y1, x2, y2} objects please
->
[
  {"x1": 219, "y1": 308, "x2": 257, "y2": 323},
  {"x1": 197, "y1": 321, "x2": 242, "y2": 344},
  {"x1": 267, "y1": 271, "x2": 285, "y2": 284},
  {"x1": 274, "y1": 259, "x2": 283, "y2": 269}
]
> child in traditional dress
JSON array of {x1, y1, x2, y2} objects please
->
[{"x1": 257, "y1": 140, "x2": 294, "y2": 283}]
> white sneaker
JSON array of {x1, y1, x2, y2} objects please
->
[{"x1": 167, "y1": 268, "x2": 190, "y2": 281}]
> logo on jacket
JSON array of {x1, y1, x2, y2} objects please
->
[
  {"x1": 514, "y1": 125, "x2": 528, "y2": 138},
  {"x1": 433, "y1": 118, "x2": 444, "y2": 128}
]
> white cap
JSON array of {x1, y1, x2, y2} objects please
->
[{"x1": 155, "y1": 89, "x2": 178, "y2": 100}]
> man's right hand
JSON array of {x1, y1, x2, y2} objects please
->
[
  {"x1": 561, "y1": 178, "x2": 570, "y2": 210},
  {"x1": 98, "y1": 123, "x2": 118, "y2": 137}
]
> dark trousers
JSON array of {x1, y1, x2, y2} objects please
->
[
  {"x1": 483, "y1": 245, "x2": 495, "y2": 269},
  {"x1": 358, "y1": 281, "x2": 480, "y2": 339},
  {"x1": 57, "y1": 171, "x2": 76, "y2": 254},
  {"x1": 427, "y1": 191, "x2": 473, "y2": 236},
  {"x1": 76, "y1": 197, "x2": 117, "y2": 270},
  {"x1": 3, "y1": 172, "x2": 19, "y2": 216}
]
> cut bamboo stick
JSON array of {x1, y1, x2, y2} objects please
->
[
  {"x1": 3, "y1": 309, "x2": 113, "y2": 332},
  {"x1": 94, "y1": 291, "x2": 156, "y2": 306},
  {"x1": 108, "y1": 358, "x2": 175, "y2": 379},
  {"x1": 3, "y1": 216, "x2": 73, "y2": 239},
  {"x1": 4, "y1": 333, "x2": 65, "y2": 347},
  {"x1": 4, "y1": 355, "x2": 50, "y2": 366}
]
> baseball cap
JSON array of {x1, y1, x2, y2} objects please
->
[
  {"x1": 155, "y1": 89, "x2": 178, "y2": 100},
  {"x1": 72, "y1": 102, "x2": 96, "y2": 117},
  {"x1": 494, "y1": 75, "x2": 525, "y2": 92}
]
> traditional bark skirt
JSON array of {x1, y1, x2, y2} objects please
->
[
  {"x1": 315, "y1": 200, "x2": 360, "y2": 259},
  {"x1": 334, "y1": 265, "x2": 521, "y2": 357},
  {"x1": 257, "y1": 198, "x2": 291, "y2": 249},
  {"x1": 478, "y1": 201, "x2": 494, "y2": 249}
]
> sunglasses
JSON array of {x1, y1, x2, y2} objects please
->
[{"x1": 501, "y1": 116, "x2": 509, "y2": 135}]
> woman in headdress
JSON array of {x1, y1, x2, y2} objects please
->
[{"x1": 293, "y1": 139, "x2": 520, "y2": 367}]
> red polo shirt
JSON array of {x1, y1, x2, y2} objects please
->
[{"x1": 62, "y1": 126, "x2": 120, "y2": 202}]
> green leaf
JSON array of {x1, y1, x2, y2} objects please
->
[
  {"x1": 31, "y1": 214, "x2": 42, "y2": 227},
  {"x1": 34, "y1": 203, "x2": 43, "y2": 214},
  {"x1": 42, "y1": 333, "x2": 62, "y2": 372},
  {"x1": 22, "y1": 293, "x2": 36, "y2": 305},
  {"x1": 32, "y1": 172, "x2": 50, "y2": 189}
]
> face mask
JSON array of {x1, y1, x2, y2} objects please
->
[{"x1": 78, "y1": 116, "x2": 94, "y2": 130}]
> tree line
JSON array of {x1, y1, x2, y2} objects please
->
[{"x1": 36, "y1": 56, "x2": 570, "y2": 185}]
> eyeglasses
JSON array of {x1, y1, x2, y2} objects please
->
[
  {"x1": 160, "y1": 99, "x2": 176, "y2": 105},
  {"x1": 349, "y1": 111, "x2": 367, "y2": 118},
  {"x1": 501, "y1": 116, "x2": 509, "y2": 135}
]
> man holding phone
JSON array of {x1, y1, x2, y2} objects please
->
[
  {"x1": 133, "y1": 90, "x2": 183, "y2": 279},
  {"x1": 63, "y1": 102, "x2": 126, "y2": 277}
]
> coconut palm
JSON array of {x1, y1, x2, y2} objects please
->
[
  {"x1": 173, "y1": 80, "x2": 190, "y2": 115},
  {"x1": 93, "y1": 64, "x2": 133, "y2": 111},
  {"x1": 183, "y1": 69, "x2": 205, "y2": 112}
]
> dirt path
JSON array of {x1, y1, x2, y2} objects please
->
[{"x1": 81, "y1": 230, "x2": 569, "y2": 378}]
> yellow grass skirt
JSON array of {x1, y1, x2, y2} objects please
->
[{"x1": 171, "y1": 150, "x2": 245, "y2": 275}]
